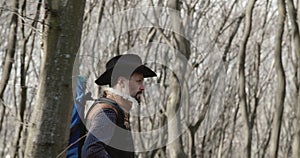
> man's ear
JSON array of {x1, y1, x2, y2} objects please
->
[{"x1": 117, "y1": 76, "x2": 126, "y2": 87}]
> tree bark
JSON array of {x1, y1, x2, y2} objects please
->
[
  {"x1": 269, "y1": 0, "x2": 286, "y2": 157},
  {"x1": 0, "y1": 0, "x2": 19, "y2": 133},
  {"x1": 294, "y1": 92, "x2": 300, "y2": 158},
  {"x1": 24, "y1": 0, "x2": 86, "y2": 157},
  {"x1": 237, "y1": 0, "x2": 257, "y2": 157},
  {"x1": 13, "y1": 1, "x2": 30, "y2": 157},
  {"x1": 286, "y1": 0, "x2": 300, "y2": 157},
  {"x1": 166, "y1": 0, "x2": 190, "y2": 157}
]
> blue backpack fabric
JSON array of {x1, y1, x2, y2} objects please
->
[{"x1": 67, "y1": 76, "x2": 91, "y2": 158}]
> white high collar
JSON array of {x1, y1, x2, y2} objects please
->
[{"x1": 103, "y1": 87, "x2": 139, "y2": 110}]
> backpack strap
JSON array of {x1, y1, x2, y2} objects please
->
[{"x1": 85, "y1": 97, "x2": 125, "y2": 125}]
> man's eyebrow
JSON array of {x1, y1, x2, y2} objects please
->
[{"x1": 131, "y1": 78, "x2": 144, "y2": 81}]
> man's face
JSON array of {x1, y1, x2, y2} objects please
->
[{"x1": 128, "y1": 73, "x2": 145, "y2": 102}]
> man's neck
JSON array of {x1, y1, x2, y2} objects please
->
[{"x1": 104, "y1": 87, "x2": 138, "y2": 113}]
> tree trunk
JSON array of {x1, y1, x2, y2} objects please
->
[
  {"x1": 0, "y1": 0, "x2": 19, "y2": 133},
  {"x1": 237, "y1": 0, "x2": 257, "y2": 157},
  {"x1": 165, "y1": 0, "x2": 190, "y2": 157},
  {"x1": 13, "y1": 1, "x2": 30, "y2": 157},
  {"x1": 269, "y1": 0, "x2": 286, "y2": 157},
  {"x1": 294, "y1": 93, "x2": 300, "y2": 158},
  {"x1": 24, "y1": 0, "x2": 86, "y2": 157},
  {"x1": 286, "y1": 0, "x2": 300, "y2": 158}
]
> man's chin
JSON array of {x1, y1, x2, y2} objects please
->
[
  {"x1": 135, "y1": 97, "x2": 141, "y2": 103},
  {"x1": 134, "y1": 93, "x2": 142, "y2": 103}
]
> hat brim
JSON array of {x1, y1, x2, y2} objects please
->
[{"x1": 95, "y1": 65, "x2": 156, "y2": 86}]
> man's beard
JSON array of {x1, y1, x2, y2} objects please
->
[{"x1": 133, "y1": 91, "x2": 143, "y2": 103}]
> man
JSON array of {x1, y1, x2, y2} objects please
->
[{"x1": 81, "y1": 54, "x2": 157, "y2": 158}]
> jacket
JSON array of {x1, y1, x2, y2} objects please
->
[{"x1": 81, "y1": 97, "x2": 134, "y2": 158}]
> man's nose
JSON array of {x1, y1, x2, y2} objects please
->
[{"x1": 140, "y1": 83, "x2": 145, "y2": 91}]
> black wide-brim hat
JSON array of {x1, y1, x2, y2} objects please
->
[{"x1": 95, "y1": 54, "x2": 157, "y2": 86}]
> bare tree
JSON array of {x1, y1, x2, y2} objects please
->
[
  {"x1": 24, "y1": 0, "x2": 86, "y2": 157},
  {"x1": 237, "y1": 0, "x2": 257, "y2": 157},
  {"x1": 269, "y1": 0, "x2": 286, "y2": 157},
  {"x1": 286, "y1": 0, "x2": 300, "y2": 157},
  {"x1": 164, "y1": 0, "x2": 191, "y2": 157},
  {"x1": 0, "y1": 0, "x2": 19, "y2": 133}
]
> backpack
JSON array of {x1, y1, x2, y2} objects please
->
[
  {"x1": 66, "y1": 76, "x2": 121, "y2": 158},
  {"x1": 66, "y1": 76, "x2": 90, "y2": 158}
]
